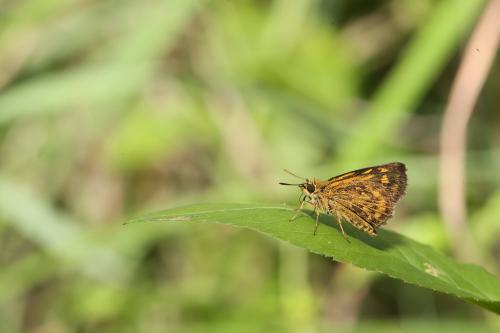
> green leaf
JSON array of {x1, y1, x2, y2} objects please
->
[{"x1": 128, "y1": 203, "x2": 500, "y2": 314}]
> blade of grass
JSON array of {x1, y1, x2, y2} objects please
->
[{"x1": 337, "y1": 0, "x2": 485, "y2": 166}]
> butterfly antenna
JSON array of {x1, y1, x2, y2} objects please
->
[
  {"x1": 279, "y1": 182, "x2": 301, "y2": 186},
  {"x1": 283, "y1": 169, "x2": 306, "y2": 180}
]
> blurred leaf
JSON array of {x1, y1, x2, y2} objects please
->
[
  {"x1": 129, "y1": 203, "x2": 500, "y2": 314},
  {"x1": 472, "y1": 189, "x2": 500, "y2": 249},
  {"x1": 398, "y1": 213, "x2": 448, "y2": 250},
  {"x1": 346, "y1": 320, "x2": 500, "y2": 333},
  {"x1": 338, "y1": 0, "x2": 485, "y2": 166},
  {"x1": 0, "y1": 178, "x2": 127, "y2": 281},
  {"x1": 207, "y1": 1, "x2": 357, "y2": 110},
  {"x1": 0, "y1": 253, "x2": 58, "y2": 301},
  {"x1": 106, "y1": 95, "x2": 214, "y2": 171},
  {"x1": 95, "y1": 0, "x2": 205, "y2": 64},
  {"x1": 0, "y1": 63, "x2": 151, "y2": 124},
  {"x1": 0, "y1": 178, "x2": 89, "y2": 261},
  {"x1": 0, "y1": 0, "x2": 205, "y2": 124}
]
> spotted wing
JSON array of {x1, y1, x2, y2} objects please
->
[{"x1": 319, "y1": 162, "x2": 407, "y2": 233}]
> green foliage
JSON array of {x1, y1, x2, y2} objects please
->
[
  {"x1": 338, "y1": 0, "x2": 486, "y2": 167},
  {"x1": 129, "y1": 203, "x2": 500, "y2": 314},
  {"x1": 1, "y1": 0, "x2": 499, "y2": 331}
]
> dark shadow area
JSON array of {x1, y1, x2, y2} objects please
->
[{"x1": 303, "y1": 210, "x2": 406, "y2": 250}]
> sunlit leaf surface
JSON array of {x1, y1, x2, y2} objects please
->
[{"x1": 129, "y1": 203, "x2": 500, "y2": 314}]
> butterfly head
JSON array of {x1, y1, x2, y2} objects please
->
[
  {"x1": 298, "y1": 180, "x2": 317, "y2": 195},
  {"x1": 279, "y1": 169, "x2": 318, "y2": 196}
]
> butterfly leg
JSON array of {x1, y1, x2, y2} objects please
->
[
  {"x1": 311, "y1": 200, "x2": 325, "y2": 235},
  {"x1": 337, "y1": 219, "x2": 350, "y2": 242},
  {"x1": 289, "y1": 200, "x2": 306, "y2": 222},
  {"x1": 313, "y1": 209, "x2": 320, "y2": 236}
]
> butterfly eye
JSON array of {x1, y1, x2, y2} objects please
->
[{"x1": 306, "y1": 183, "x2": 315, "y2": 193}]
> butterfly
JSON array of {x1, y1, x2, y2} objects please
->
[{"x1": 279, "y1": 162, "x2": 407, "y2": 239}]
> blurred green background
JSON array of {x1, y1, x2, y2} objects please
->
[{"x1": 1, "y1": 0, "x2": 499, "y2": 332}]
